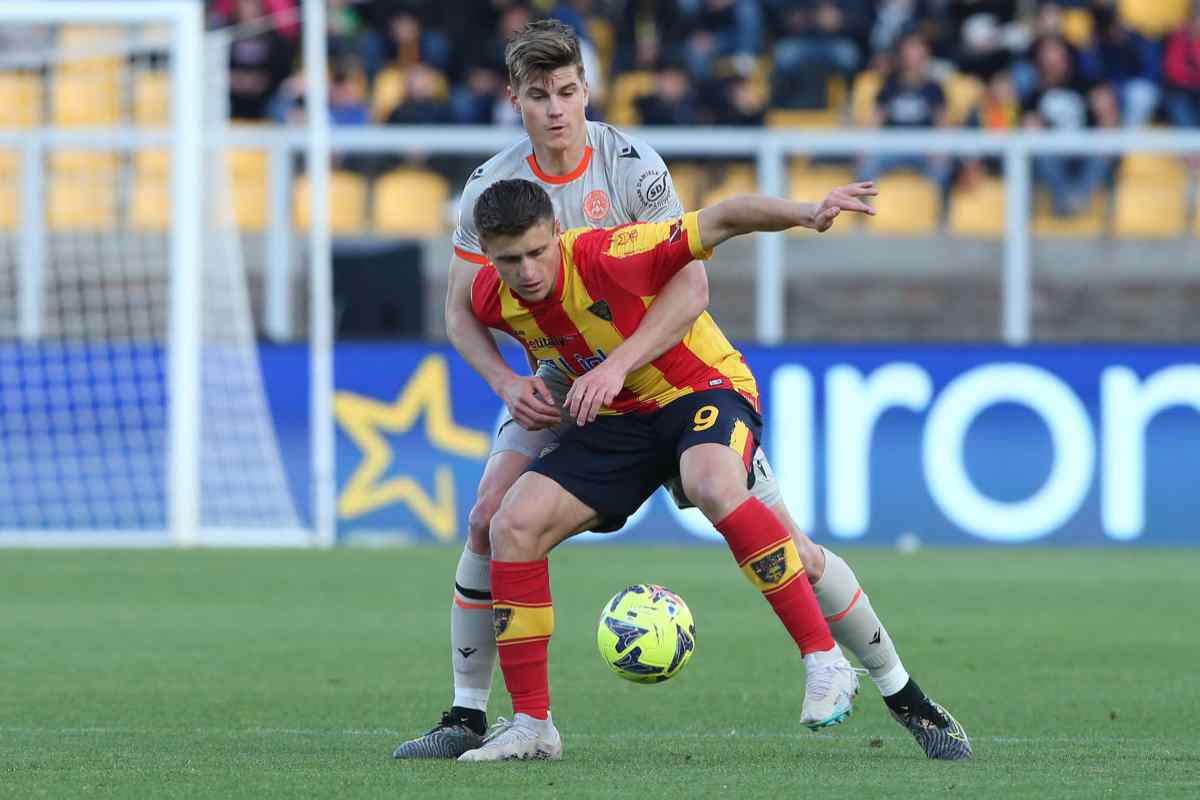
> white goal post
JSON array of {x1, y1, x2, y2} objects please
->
[{"x1": 0, "y1": 2, "x2": 309, "y2": 546}]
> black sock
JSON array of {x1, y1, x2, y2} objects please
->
[
  {"x1": 450, "y1": 706, "x2": 487, "y2": 736},
  {"x1": 882, "y1": 678, "x2": 929, "y2": 717}
]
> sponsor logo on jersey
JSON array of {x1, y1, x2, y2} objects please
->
[
  {"x1": 750, "y1": 547, "x2": 789, "y2": 585},
  {"x1": 587, "y1": 299, "x2": 613, "y2": 322},
  {"x1": 525, "y1": 333, "x2": 575, "y2": 351},
  {"x1": 583, "y1": 188, "x2": 610, "y2": 222},
  {"x1": 636, "y1": 170, "x2": 670, "y2": 208}
]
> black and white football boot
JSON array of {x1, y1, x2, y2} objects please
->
[
  {"x1": 890, "y1": 699, "x2": 973, "y2": 761},
  {"x1": 392, "y1": 709, "x2": 486, "y2": 759}
]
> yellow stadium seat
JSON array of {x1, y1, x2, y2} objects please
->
[
  {"x1": 135, "y1": 149, "x2": 169, "y2": 176},
  {"x1": 1033, "y1": 191, "x2": 1109, "y2": 238},
  {"x1": 57, "y1": 25, "x2": 124, "y2": 74},
  {"x1": 766, "y1": 109, "x2": 841, "y2": 129},
  {"x1": 943, "y1": 73, "x2": 985, "y2": 126},
  {"x1": 1114, "y1": 179, "x2": 1187, "y2": 239},
  {"x1": 1194, "y1": 200, "x2": 1200, "y2": 238},
  {"x1": 1118, "y1": 153, "x2": 1188, "y2": 185},
  {"x1": 372, "y1": 168, "x2": 449, "y2": 235},
  {"x1": 608, "y1": 70, "x2": 655, "y2": 127},
  {"x1": 948, "y1": 177, "x2": 1006, "y2": 239},
  {"x1": 701, "y1": 163, "x2": 757, "y2": 207},
  {"x1": 0, "y1": 150, "x2": 19, "y2": 176},
  {"x1": 134, "y1": 70, "x2": 169, "y2": 126},
  {"x1": 369, "y1": 66, "x2": 449, "y2": 122},
  {"x1": 232, "y1": 172, "x2": 268, "y2": 232},
  {"x1": 53, "y1": 71, "x2": 121, "y2": 126},
  {"x1": 227, "y1": 148, "x2": 268, "y2": 179},
  {"x1": 1062, "y1": 8, "x2": 1096, "y2": 46},
  {"x1": 294, "y1": 171, "x2": 367, "y2": 235},
  {"x1": 50, "y1": 151, "x2": 120, "y2": 174},
  {"x1": 864, "y1": 172, "x2": 941, "y2": 235},
  {"x1": 48, "y1": 167, "x2": 118, "y2": 231},
  {"x1": 665, "y1": 162, "x2": 704, "y2": 213},
  {"x1": 786, "y1": 165, "x2": 855, "y2": 237},
  {"x1": 0, "y1": 72, "x2": 43, "y2": 127},
  {"x1": 0, "y1": 178, "x2": 17, "y2": 230},
  {"x1": 1118, "y1": 0, "x2": 1190, "y2": 37},
  {"x1": 851, "y1": 70, "x2": 883, "y2": 127},
  {"x1": 588, "y1": 17, "x2": 615, "y2": 82},
  {"x1": 130, "y1": 170, "x2": 169, "y2": 231}
]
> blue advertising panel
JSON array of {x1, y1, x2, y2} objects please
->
[{"x1": 259, "y1": 343, "x2": 1200, "y2": 547}]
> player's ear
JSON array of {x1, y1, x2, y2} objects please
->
[{"x1": 506, "y1": 84, "x2": 521, "y2": 114}]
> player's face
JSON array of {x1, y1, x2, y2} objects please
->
[
  {"x1": 510, "y1": 67, "x2": 589, "y2": 151},
  {"x1": 482, "y1": 221, "x2": 560, "y2": 302}
]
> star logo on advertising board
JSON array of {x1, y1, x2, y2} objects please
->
[{"x1": 335, "y1": 354, "x2": 489, "y2": 540}]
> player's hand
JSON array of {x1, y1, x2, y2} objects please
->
[
  {"x1": 813, "y1": 182, "x2": 878, "y2": 232},
  {"x1": 564, "y1": 360, "x2": 627, "y2": 426},
  {"x1": 499, "y1": 375, "x2": 562, "y2": 431}
]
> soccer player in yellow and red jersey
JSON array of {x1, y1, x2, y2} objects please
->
[
  {"x1": 452, "y1": 177, "x2": 969, "y2": 762},
  {"x1": 394, "y1": 19, "x2": 972, "y2": 764}
]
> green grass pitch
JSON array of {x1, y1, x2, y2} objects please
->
[{"x1": 2, "y1": 547, "x2": 1197, "y2": 799}]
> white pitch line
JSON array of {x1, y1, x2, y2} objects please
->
[{"x1": 0, "y1": 726, "x2": 1192, "y2": 748}]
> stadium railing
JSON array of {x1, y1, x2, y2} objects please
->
[{"x1": 4, "y1": 125, "x2": 1200, "y2": 345}]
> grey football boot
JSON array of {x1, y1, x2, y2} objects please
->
[
  {"x1": 393, "y1": 711, "x2": 485, "y2": 759},
  {"x1": 890, "y1": 700, "x2": 973, "y2": 761}
]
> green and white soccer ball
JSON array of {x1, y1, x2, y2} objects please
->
[{"x1": 597, "y1": 584, "x2": 696, "y2": 684}]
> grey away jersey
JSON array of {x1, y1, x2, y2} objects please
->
[{"x1": 452, "y1": 121, "x2": 685, "y2": 262}]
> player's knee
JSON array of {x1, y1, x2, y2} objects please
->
[
  {"x1": 681, "y1": 473, "x2": 746, "y2": 523},
  {"x1": 467, "y1": 490, "x2": 503, "y2": 551},
  {"x1": 488, "y1": 507, "x2": 540, "y2": 560}
]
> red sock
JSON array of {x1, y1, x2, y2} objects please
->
[
  {"x1": 715, "y1": 497, "x2": 835, "y2": 656},
  {"x1": 490, "y1": 559, "x2": 554, "y2": 720}
]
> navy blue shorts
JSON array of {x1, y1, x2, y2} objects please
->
[{"x1": 526, "y1": 390, "x2": 762, "y2": 532}]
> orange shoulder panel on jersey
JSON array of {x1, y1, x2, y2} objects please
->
[
  {"x1": 568, "y1": 212, "x2": 714, "y2": 298},
  {"x1": 454, "y1": 246, "x2": 491, "y2": 266},
  {"x1": 470, "y1": 265, "x2": 509, "y2": 331}
]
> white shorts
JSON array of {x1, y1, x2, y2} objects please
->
[{"x1": 489, "y1": 364, "x2": 783, "y2": 510}]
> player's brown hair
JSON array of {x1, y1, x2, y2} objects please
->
[
  {"x1": 504, "y1": 19, "x2": 585, "y2": 90},
  {"x1": 475, "y1": 179, "x2": 555, "y2": 243}
]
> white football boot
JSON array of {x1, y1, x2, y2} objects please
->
[
  {"x1": 799, "y1": 645, "x2": 863, "y2": 730},
  {"x1": 456, "y1": 713, "x2": 563, "y2": 762}
]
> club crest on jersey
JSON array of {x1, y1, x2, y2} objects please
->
[
  {"x1": 587, "y1": 299, "x2": 613, "y2": 321},
  {"x1": 583, "y1": 189, "x2": 610, "y2": 222},
  {"x1": 750, "y1": 547, "x2": 788, "y2": 585},
  {"x1": 492, "y1": 607, "x2": 513, "y2": 637}
]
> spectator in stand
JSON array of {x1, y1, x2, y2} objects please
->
[
  {"x1": 767, "y1": 0, "x2": 872, "y2": 109},
  {"x1": 952, "y1": 5, "x2": 1030, "y2": 79},
  {"x1": 871, "y1": 0, "x2": 933, "y2": 61},
  {"x1": 210, "y1": 0, "x2": 298, "y2": 39},
  {"x1": 712, "y1": 73, "x2": 768, "y2": 126},
  {"x1": 1079, "y1": 6, "x2": 1161, "y2": 127},
  {"x1": 226, "y1": 0, "x2": 295, "y2": 120},
  {"x1": 1163, "y1": 1, "x2": 1200, "y2": 128},
  {"x1": 386, "y1": 63, "x2": 452, "y2": 125},
  {"x1": 634, "y1": 61, "x2": 700, "y2": 126},
  {"x1": 671, "y1": 0, "x2": 764, "y2": 80},
  {"x1": 858, "y1": 30, "x2": 952, "y2": 188},
  {"x1": 269, "y1": 53, "x2": 369, "y2": 126},
  {"x1": 960, "y1": 69, "x2": 1020, "y2": 186},
  {"x1": 450, "y1": 64, "x2": 506, "y2": 125},
  {"x1": 1022, "y1": 35, "x2": 1119, "y2": 216},
  {"x1": 362, "y1": 7, "x2": 450, "y2": 80},
  {"x1": 325, "y1": 0, "x2": 366, "y2": 61}
]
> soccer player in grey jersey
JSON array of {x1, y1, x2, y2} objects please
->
[{"x1": 393, "y1": 19, "x2": 971, "y2": 762}]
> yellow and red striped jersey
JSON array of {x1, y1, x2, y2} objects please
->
[{"x1": 470, "y1": 212, "x2": 759, "y2": 415}]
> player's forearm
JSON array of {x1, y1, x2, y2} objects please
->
[
  {"x1": 697, "y1": 195, "x2": 820, "y2": 250},
  {"x1": 606, "y1": 261, "x2": 708, "y2": 373},
  {"x1": 446, "y1": 306, "x2": 519, "y2": 394}
]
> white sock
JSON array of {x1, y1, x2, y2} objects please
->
[{"x1": 450, "y1": 545, "x2": 496, "y2": 711}]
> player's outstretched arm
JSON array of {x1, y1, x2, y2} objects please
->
[
  {"x1": 696, "y1": 183, "x2": 878, "y2": 250},
  {"x1": 445, "y1": 254, "x2": 561, "y2": 430},
  {"x1": 564, "y1": 261, "x2": 708, "y2": 424}
]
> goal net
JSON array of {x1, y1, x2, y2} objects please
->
[{"x1": 0, "y1": 5, "x2": 304, "y2": 544}]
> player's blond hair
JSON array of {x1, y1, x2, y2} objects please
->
[{"x1": 505, "y1": 19, "x2": 585, "y2": 90}]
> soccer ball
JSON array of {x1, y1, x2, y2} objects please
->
[{"x1": 596, "y1": 583, "x2": 696, "y2": 684}]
